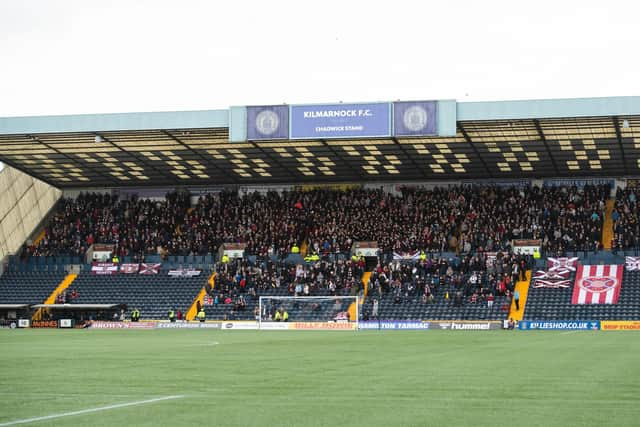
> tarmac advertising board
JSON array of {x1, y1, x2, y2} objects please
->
[
  {"x1": 518, "y1": 320, "x2": 600, "y2": 330},
  {"x1": 359, "y1": 321, "x2": 430, "y2": 330},
  {"x1": 156, "y1": 321, "x2": 221, "y2": 329},
  {"x1": 290, "y1": 103, "x2": 391, "y2": 139},
  {"x1": 601, "y1": 321, "x2": 640, "y2": 331},
  {"x1": 221, "y1": 321, "x2": 260, "y2": 330},
  {"x1": 433, "y1": 321, "x2": 502, "y2": 330}
]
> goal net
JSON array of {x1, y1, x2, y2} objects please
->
[{"x1": 258, "y1": 296, "x2": 358, "y2": 330}]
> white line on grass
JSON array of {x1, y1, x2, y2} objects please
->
[
  {"x1": 184, "y1": 341, "x2": 220, "y2": 347},
  {"x1": 0, "y1": 395, "x2": 184, "y2": 426},
  {"x1": 559, "y1": 330, "x2": 583, "y2": 335}
]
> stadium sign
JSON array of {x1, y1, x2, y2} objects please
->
[
  {"x1": 290, "y1": 322, "x2": 357, "y2": 330},
  {"x1": 359, "y1": 321, "x2": 430, "y2": 330},
  {"x1": 518, "y1": 321, "x2": 600, "y2": 330},
  {"x1": 600, "y1": 321, "x2": 640, "y2": 331},
  {"x1": 90, "y1": 321, "x2": 157, "y2": 329},
  {"x1": 247, "y1": 105, "x2": 289, "y2": 140},
  {"x1": 393, "y1": 101, "x2": 437, "y2": 136},
  {"x1": 156, "y1": 321, "x2": 221, "y2": 329},
  {"x1": 290, "y1": 102, "x2": 391, "y2": 139},
  {"x1": 436, "y1": 321, "x2": 501, "y2": 330},
  {"x1": 221, "y1": 321, "x2": 260, "y2": 330}
]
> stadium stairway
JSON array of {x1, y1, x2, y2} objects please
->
[
  {"x1": 32, "y1": 229, "x2": 46, "y2": 247},
  {"x1": 602, "y1": 199, "x2": 615, "y2": 249},
  {"x1": 508, "y1": 271, "x2": 531, "y2": 321},
  {"x1": 32, "y1": 273, "x2": 77, "y2": 320},
  {"x1": 186, "y1": 272, "x2": 215, "y2": 320}
]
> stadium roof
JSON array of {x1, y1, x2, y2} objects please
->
[{"x1": 0, "y1": 96, "x2": 639, "y2": 188}]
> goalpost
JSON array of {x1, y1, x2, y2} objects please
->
[{"x1": 258, "y1": 296, "x2": 359, "y2": 330}]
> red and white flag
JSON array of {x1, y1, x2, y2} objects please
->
[
  {"x1": 533, "y1": 270, "x2": 571, "y2": 288},
  {"x1": 548, "y1": 257, "x2": 579, "y2": 272},
  {"x1": 572, "y1": 264, "x2": 623, "y2": 304},
  {"x1": 625, "y1": 256, "x2": 640, "y2": 271},
  {"x1": 139, "y1": 263, "x2": 161, "y2": 275}
]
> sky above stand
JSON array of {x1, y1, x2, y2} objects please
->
[{"x1": 1, "y1": 0, "x2": 639, "y2": 117}]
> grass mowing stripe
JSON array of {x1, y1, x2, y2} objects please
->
[{"x1": 0, "y1": 395, "x2": 184, "y2": 426}]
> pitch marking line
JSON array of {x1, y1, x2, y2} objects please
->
[
  {"x1": 559, "y1": 330, "x2": 583, "y2": 335},
  {"x1": 0, "y1": 395, "x2": 185, "y2": 426}
]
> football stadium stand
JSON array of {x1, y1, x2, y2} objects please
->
[{"x1": 0, "y1": 96, "x2": 639, "y2": 324}]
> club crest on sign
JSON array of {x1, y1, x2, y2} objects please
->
[
  {"x1": 255, "y1": 110, "x2": 280, "y2": 136},
  {"x1": 403, "y1": 105, "x2": 428, "y2": 132},
  {"x1": 579, "y1": 276, "x2": 617, "y2": 293}
]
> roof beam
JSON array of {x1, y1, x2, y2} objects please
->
[
  {"x1": 248, "y1": 142, "x2": 298, "y2": 181},
  {"x1": 163, "y1": 130, "x2": 237, "y2": 184},
  {"x1": 28, "y1": 135, "x2": 120, "y2": 186},
  {"x1": 533, "y1": 119, "x2": 561, "y2": 176},
  {"x1": 612, "y1": 116, "x2": 629, "y2": 174},
  {"x1": 96, "y1": 132, "x2": 176, "y2": 183},
  {"x1": 392, "y1": 137, "x2": 428, "y2": 179},
  {"x1": 457, "y1": 123, "x2": 494, "y2": 179},
  {"x1": 320, "y1": 139, "x2": 366, "y2": 182}
]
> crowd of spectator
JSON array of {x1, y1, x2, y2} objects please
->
[
  {"x1": 206, "y1": 257, "x2": 364, "y2": 320},
  {"x1": 367, "y1": 252, "x2": 528, "y2": 307},
  {"x1": 612, "y1": 186, "x2": 640, "y2": 250},
  {"x1": 26, "y1": 184, "x2": 611, "y2": 259}
]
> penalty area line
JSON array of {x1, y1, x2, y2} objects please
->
[{"x1": 0, "y1": 395, "x2": 185, "y2": 426}]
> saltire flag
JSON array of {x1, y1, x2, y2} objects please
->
[
  {"x1": 532, "y1": 270, "x2": 571, "y2": 288},
  {"x1": 139, "y1": 263, "x2": 161, "y2": 275},
  {"x1": 625, "y1": 256, "x2": 640, "y2": 271},
  {"x1": 120, "y1": 263, "x2": 140, "y2": 274},
  {"x1": 572, "y1": 264, "x2": 623, "y2": 304},
  {"x1": 533, "y1": 279, "x2": 572, "y2": 288},
  {"x1": 548, "y1": 257, "x2": 579, "y2": 272},
  {"x1": 393, "y1": 251, "x2": 421, "y2": 261},
  {"x1": 533, "y1": 270, "x2": 570, "y2": 280}
]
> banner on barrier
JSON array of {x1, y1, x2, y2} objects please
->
[
  {"x1": 221, "y1": 321, "x2": 260, "y2": 330},
  {"x1": 359, "y1": 321, "x2": 430, "y2": 330},
  {"x1": 434, "y1": 321, "x2": 502, "y2": 330},
  {"x1": 290, "y1": 322, "x2": 357, "y2": 330},
  {"x1": 156, "y1": 322, "x2": 221, "y2": 329},
  {"x1": 601, "y1": 321, "x2": 640, "y2": 331},
  {"x1": 18, "y1": 319, "x2": 30, "y2": 328},
  {"x1": 31, "y1": 320, "x2": 59, "y2": 328},
  {"x1": 518, "y1": 320, "x2": 600, "y2": 330},
  {"x1": 259, "y1": 322, "x2": 290, "y2": 330},
  {"x1": 91, "y1": 262, "x2": 118, "y2": 275},
  {"x1": 90, "y1": 321, "x2": 157, "y2": 329}
]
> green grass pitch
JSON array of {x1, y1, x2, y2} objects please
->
[{"x1": 0, "y1": 329, "x2": 638, "y2": 426}]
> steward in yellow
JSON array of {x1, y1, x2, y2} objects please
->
[
  {"x1": 274, "y1": 310, "x2": 282, "y2": 321},
  {"x1": 419, "y1": 251, "x2": 427, "y2": 261},
  {"x1": 221, "y1": 254, "x2": 230, "y2": 264},
  {"x1": 282, "y1": 311, "x2": 289, "y2": 322},
  {"x1": 168, "y1": 309, "x2": 176, "y2": 322},
  {"x1": 197, "y1": 308, "x2": 206, "y2": 323},
  {"x1": 291, "y1": 244, "x2": 300, "y2": 254}
]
